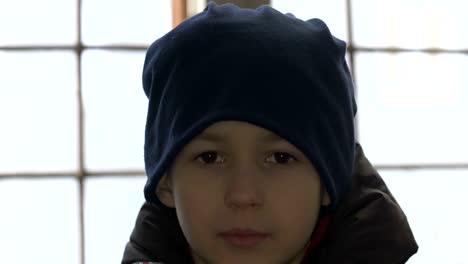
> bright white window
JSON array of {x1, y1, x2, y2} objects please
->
[
  {"x1": 0, "y1": 178, "x2": 80, "y2": 264},
  {"x1": 81, "y1": 50, "x2": 148, "y2": 171},
  {"x1": 0, "y1": 51, "x2": 78, "y2": 173},
  {"x1": 84, "y1": 176, "x2": 146, "y2": 264},
  {"x1": 0, "y1": 0, "x2": 171, "y2": 263}
]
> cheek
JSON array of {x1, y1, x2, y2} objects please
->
[
  {"x1": 269, "y1": 173, "x2": 323, "y2": 242},
  {"x1": 172, "y1": 180, "x2": 221, "y2": 249},
  {"x1": 276, "y1": 201, "x2": 320, "y2": 243},
  {"x1": 275, "y1": 189, "x2": 321, "y2": 236}
]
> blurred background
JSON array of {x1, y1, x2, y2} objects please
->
[{"x1": 0, "y1": 0, "x2": 467, "y2": 263}]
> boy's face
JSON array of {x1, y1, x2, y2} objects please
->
[{"x1": 157, "y1": 121, "x2": 329, "y2": 264}]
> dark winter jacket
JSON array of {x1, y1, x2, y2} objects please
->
[{"x1": 122, "y1": 144, "x2": 418, "y2": 263}]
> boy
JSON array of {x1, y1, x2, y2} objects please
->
[{"x1": 122, "y1": 2, "x2": 418, "y2": 263}]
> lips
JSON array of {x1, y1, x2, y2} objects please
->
[{"x1": 218, "y1": 228, "x2": 271, "y2": 247}]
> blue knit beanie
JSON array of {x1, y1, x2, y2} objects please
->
[{"x1": 142, "y1": 2, "x2": 357, "y2": 211}]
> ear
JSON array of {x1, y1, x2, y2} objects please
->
[
  {"x1": 321, "y1": 186, "x2": 331, "y2": 206},
  {"x1": 156, "y1": 173, "x2": 175, "y2": 208}
]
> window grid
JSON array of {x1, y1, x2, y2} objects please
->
[{"x1": 0, "y1": 0, "x2": 467, "y2": 263}]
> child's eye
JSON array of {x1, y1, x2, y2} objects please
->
[
  {"x1": 196, "y1": 151, "x2": 225, "y2": 164},
  {"x1": 266, "y1": 152, "x2": 297, "y2": 165}
]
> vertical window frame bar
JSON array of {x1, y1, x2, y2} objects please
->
[
  {"x1": 76, "y1": 0, "x2": 85, "y2": 263},
  {"x1": 345, "y1": 0, "x2": 359, "y2": 141}
]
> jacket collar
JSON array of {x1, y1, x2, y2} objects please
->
[{"x1": 305, "y1": 144, "x2": 419, "y2": 263}]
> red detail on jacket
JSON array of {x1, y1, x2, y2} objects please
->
[{"x1": 300, "y1": 215, "x2": 332, "y2": 263}]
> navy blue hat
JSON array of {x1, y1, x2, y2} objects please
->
[{"x1": 142, "y1": 2, "x2": 357, "y2": 211}]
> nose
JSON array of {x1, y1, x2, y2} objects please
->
[{"x1": 224, "y1": 165, "x2": 264, "y2": 210}]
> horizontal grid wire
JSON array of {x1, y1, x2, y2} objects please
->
[
  {"x1": 2, "y1": 44, "x2": 468, "y2": 54},
  {"x1": 0, "y1": 45, "x2": 148, "y2": 51},
  {"x1": 1, "y1": 164, "x2": 468, "y2": 179}
]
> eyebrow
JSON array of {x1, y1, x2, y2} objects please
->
[{"x1": 193, "y1": 130, "x2": 287, "y2": 143}]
